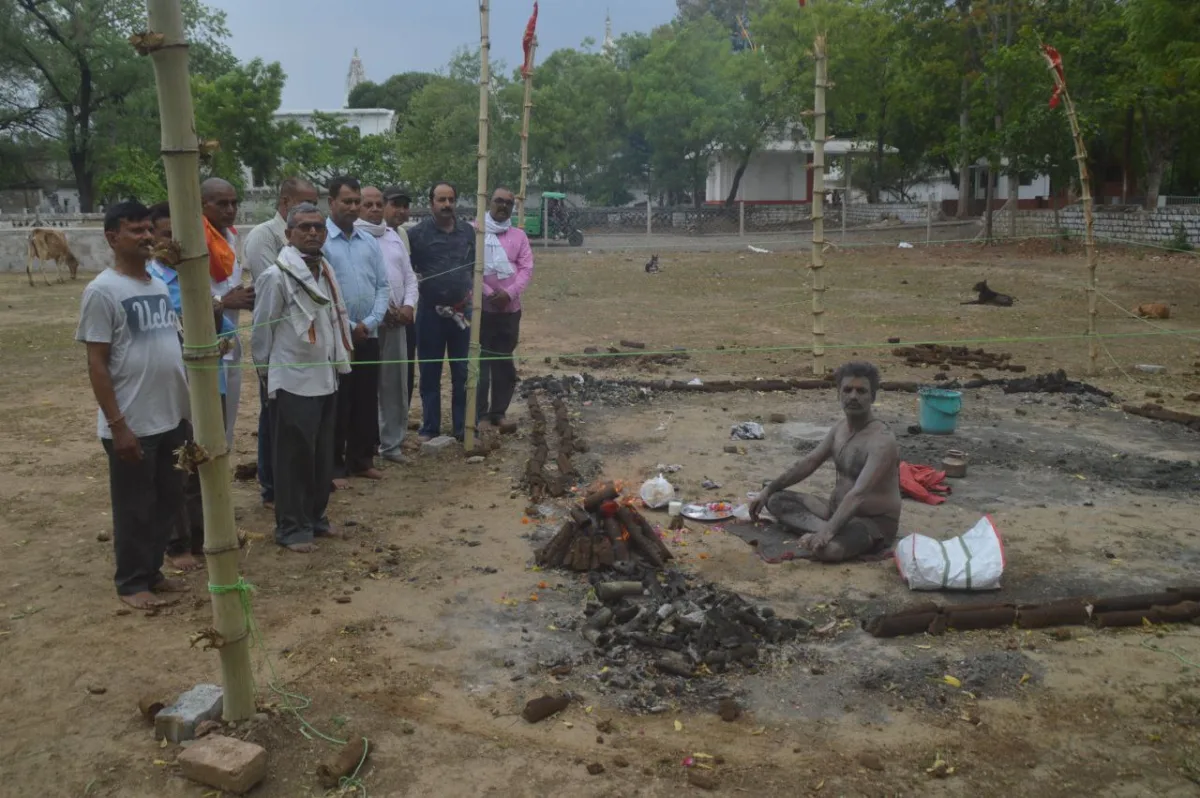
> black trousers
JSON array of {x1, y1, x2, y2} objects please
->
[
  {"x1": 405, "y1": 321, "x2": 417, "y2": 410},
  {"x1": 477, "y1": 310, "x2": 522, "y2": 425},
  {"x1": 167, "y1": 420, "x2": 204, "y2": 557},
  {"x1": 334, "y1": 337, "x2": 381, "y2": 475},
  {"x1": 102, "y1": 421, "x2": 188, "y2": 595},
  {"x1": 273, "y1": 390, "x2": 336, "y2": 546}
]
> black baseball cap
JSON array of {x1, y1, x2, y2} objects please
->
[{"x1": 383, "y1": 185, "x2": 411, "y2": 204}]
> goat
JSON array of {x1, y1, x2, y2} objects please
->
[
  {"x1": 1133, "y1": 303, "x2": 1170, "y2": 320},
  {"x1": 26, "y1": 228, "x2": 81, "y2": 286}
]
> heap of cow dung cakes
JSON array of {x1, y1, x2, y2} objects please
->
[
  {"x1": 577, "y1": 569, "x2": 814, "y2": 712},
  {"x1": 535, "y1": 481, "x2": 674, "y2": 572}
]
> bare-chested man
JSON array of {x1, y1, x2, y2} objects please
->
[{"x1": 749, "y1": 361, "x2": 901, "y2": 562}]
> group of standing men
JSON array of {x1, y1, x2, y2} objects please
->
[{"x1": 78, "y1": 175, "x2": 535, "y2": 606}]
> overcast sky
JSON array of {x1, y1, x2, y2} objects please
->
[{"x1": 206, "y1": 0, "x2": 678, "y2": 109}]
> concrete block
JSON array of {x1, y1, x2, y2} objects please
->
[
  {"x1": 421, "y1": 435, "x2": 457, "y2": 454},
  {"x1": 155, "y1": 684, "x2": 223, "y2": 742},
  {"x1": 178, "y1": 734, "x2": 267, "y2": 795}
]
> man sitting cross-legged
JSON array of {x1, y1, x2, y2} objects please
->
[{"x1": 749, "y1": 361, "x2": 902, "y2": 562}]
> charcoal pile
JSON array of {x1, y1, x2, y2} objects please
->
[
  {"x1": 558, "y1": 345, "x2": 690, "y2": 371},
  {"x1": 522, "y1": 374, "x2": 654, "y2": 407},
  {"x1": 578, "y1": 569, "x2": 813, "y2": 710},
  {"x1": 893, "y1": 343, "x2": 1026, "y2": 372},
  {"x1": 535, "y1": 481, "x2": 674, "y2": 571},
  {"x1": 954, "y1": 369, "x2": 1112, "y2": 397}
]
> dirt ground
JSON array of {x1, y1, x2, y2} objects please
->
[{"x1": 1, "y1": 241, "x2": 1199, "y2": 797}]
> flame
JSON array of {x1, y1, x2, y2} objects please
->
[{"x1": 618, "y1": 525, "x2": 631, "y2": 542}]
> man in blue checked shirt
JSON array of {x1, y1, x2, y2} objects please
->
[{"x1": 322, "y1": 175, "x2": 390, "y2": 483}]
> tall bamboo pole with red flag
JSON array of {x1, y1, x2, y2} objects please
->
[
  {"x1": 516, "y1": 3, "x2": 539, "y2": 228},
  {"x1": 1041, "y1": 43, "x2": 1097, "y2": 375}
]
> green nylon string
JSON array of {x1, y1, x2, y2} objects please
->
[
  {"x1": 207, "y1": 578, "x2": 370, "y2": 795},
  {"x1": 177, "y1": 326, "x2": 1200, "y2": 372}
]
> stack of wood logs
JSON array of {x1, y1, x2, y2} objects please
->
[
  {"x1": 893, "y1": 344, "x2": 1026, "y2": 372},
  {"x1": 864, "y1": 587, "x2": 1200, "y2": 638},
  {"x1": 536, "y1": 481, "x2": 675, "y2": 572},
  {"x1": 525, "y1": 392, "x2": 587, "y2": 500}
]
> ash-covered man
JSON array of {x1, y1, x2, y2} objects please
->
[
  {"x1": 201, "y1": 177, "x2": 253, "y2": 450},
  {"x1": 476, "y1": 186, "x2": 533, "y2": 430},
  {"x1": 749, "y1": 361, "x2": 902, "y2": 562},
  {"x1": 356, "y1": 186, "x2": 417, "y2": 463},
  {"x1": 77, "y1": 201, "x2": 191, "y2": 609},
  {"x1": 252, "y1": 203, "x2": 353, "y2": 553},
  {"x1": 242, "y1": 177, "x2": 318, "y2": 508}
]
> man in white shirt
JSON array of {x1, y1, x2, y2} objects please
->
[
  {"x1": 251, "y1": 203, "x2": 353, "y2": 553},
  {"x1": 356, "y1": 186, "x2": 417, "y2": 463},
  {"x1": 201, "y1": 177, "x2": 253, "y2": 451},
  {"x1": 242, "y1": 177, "x2": 317, "y2": 508}
]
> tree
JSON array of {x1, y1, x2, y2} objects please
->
[
  {"x1": 194, "y1": 59, "x2": 289, "y2": 186},
  {"x1": 1123, "y1": 0, "x2": 1200, "y2": 208},
  {"x1": 629, "y1": 18, "x2": 745, "y2": 205},
  {"x1": 348, "y1": 72, "x2": 436, "y2": 129},
  {"x1": 280, "y1": 113, "x2": 401, "y2": 189},
  {"x1": 0, "y1": 0, "x2": 233, "y2": 210}
]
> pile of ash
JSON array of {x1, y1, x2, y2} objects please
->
[
  {"x1": 521, "y1": 374, "x2": 655, "y2": 407},
  {"x1": 576, "y1": 568, "x2": 813, "y2": 712}
]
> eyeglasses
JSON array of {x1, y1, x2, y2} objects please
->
[
  {"x1": 492, "y1": 198, "x2": 514, "y2": 207},
  {"x1": 291, "y1": 222, "x2": 326, "y2": 233}
]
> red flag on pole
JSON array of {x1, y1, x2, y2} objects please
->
[
  {"x1": 798, "y1": 0, "x2": 806, "y2": 7},
  {"x1": 522, "y1": 2, "x2": 539, "y2": 78},
  {"x1": 1042, "y1": 44, "x2": 1065, "y2": 109}
]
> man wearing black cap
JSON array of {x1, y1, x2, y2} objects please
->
[{"x1": 383, "y1": 186, "x2": 418, "y2": 412}]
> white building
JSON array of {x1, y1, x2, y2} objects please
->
[{"x1": 706, "y1": 137, "x2": 894, "y2": 204}]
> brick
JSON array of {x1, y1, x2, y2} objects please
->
[
  {"x1": 155, "y1": 684, "x2": 223, "y2": 742},
  {"x1": 421, "y1": 435, "x2": 457, "y2": 454},
  {"x1": 178, "y1": 735, "x2": 267, "y2": 795}
]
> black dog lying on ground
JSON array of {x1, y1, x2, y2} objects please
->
[
  {"x1": 645, "y1": 254, "x2": 660, "y2": 273},
  {"x1": 962, "y1": 280, "x2": 1015, "y2": 307}
]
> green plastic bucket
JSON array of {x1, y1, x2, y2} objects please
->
[{"x1": 918, "y1": 388, "x2": 962, "y2": 434}]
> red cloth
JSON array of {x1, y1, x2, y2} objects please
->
[
  {"x1": 899, "y1": 462, "x2": 951, "y2": 505},
  {"x1": 1042, "y1": 44, "x2": 1065, "y2": 109},
  {"x1": 521, "y1": 3, "x2": 539, "y2": 78}
]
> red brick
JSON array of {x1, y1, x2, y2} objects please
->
[{"x1": 178, "y1": 735, "x2": 267, "y2": 795}]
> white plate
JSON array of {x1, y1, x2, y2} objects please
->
[{"x1": 681, "y1": 502, "x2": 736, "y2": 522}]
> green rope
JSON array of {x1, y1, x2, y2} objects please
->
[
  {"x1": 1141, "y1": 636, "x2": 1200, "y2": 669},
  {"x1": 208, "y1": 579, "x2": 370, "y2": 795}
]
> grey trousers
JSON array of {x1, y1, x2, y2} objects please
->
[
  {"x1": 377, "y1": 323, "x2": 410, "y2": 459},
  {"x1": 273, "y1": 390, "x2": 335, "y2": 547}
]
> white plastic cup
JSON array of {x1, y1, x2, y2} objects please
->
[{"x1": 667, "y1": 501, "x2": 683, "y2": 517}]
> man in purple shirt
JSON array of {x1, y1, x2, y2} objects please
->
[{"x1": 477, "y1": 187, "x2": 534, "y2": 429}]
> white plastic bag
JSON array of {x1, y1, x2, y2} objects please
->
[
  {"x1": 639, "y1": 473, "x2": 675, "y2": 509},
  {"x1": 894, "y1": 516, "x2": 1005, "y2": 591}
]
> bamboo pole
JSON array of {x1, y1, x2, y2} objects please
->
[
  {"x1": 516, "y1": 38, "x2": 537, "y2": 229},
  {"x1": 1041, "y1": 47, "x2": 1097, "y2": 375},
  {"x1": 810, "y1": 33, "x2": 828, "y2": 376},
  {"x1": 464, "y1": 0, "x2": 491, "y2": 453},
  {"x1": 141, "y1": 0, "x2": 255, "y2": 720}
]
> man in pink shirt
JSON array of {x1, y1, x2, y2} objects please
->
[{"x1": 478, "y1": 186, "x2": 534, "y2": 429}]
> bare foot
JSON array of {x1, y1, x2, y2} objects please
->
[
  {"x1": 152, "y1": 577, "x2": 190, "y2": 594},
  {"x1": 796, "y1": 533, "x2": 818, "y2": 552},
  {"x1": 166, "y1": 553, "x2": 203, "y2": 572},
  {"x1": 354, "y1": 468, "x2": 384, "y2": 480},
  {"x1": 316, "y1": 525, "x2": 347, "y2": 540},
  {"x1": 263, "y1": 500, "x2": 275, "y2": 511},
  {"x1": 119, "y1": 592, "x2": 169, "y2": 611},
  {"x1": 285, "y1": 542, "x2": 317, "y2": 553},
  {"x1": 332, "y1": 478, "x2": 350, "y2": 491}
]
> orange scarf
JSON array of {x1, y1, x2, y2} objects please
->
[{"x1": 203, "y1": 217, "x2": 236, "y2": 282}]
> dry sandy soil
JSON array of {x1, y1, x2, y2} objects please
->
[{"x1": 1, "y1": 241, "x2": 1199, "y2": 797}]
